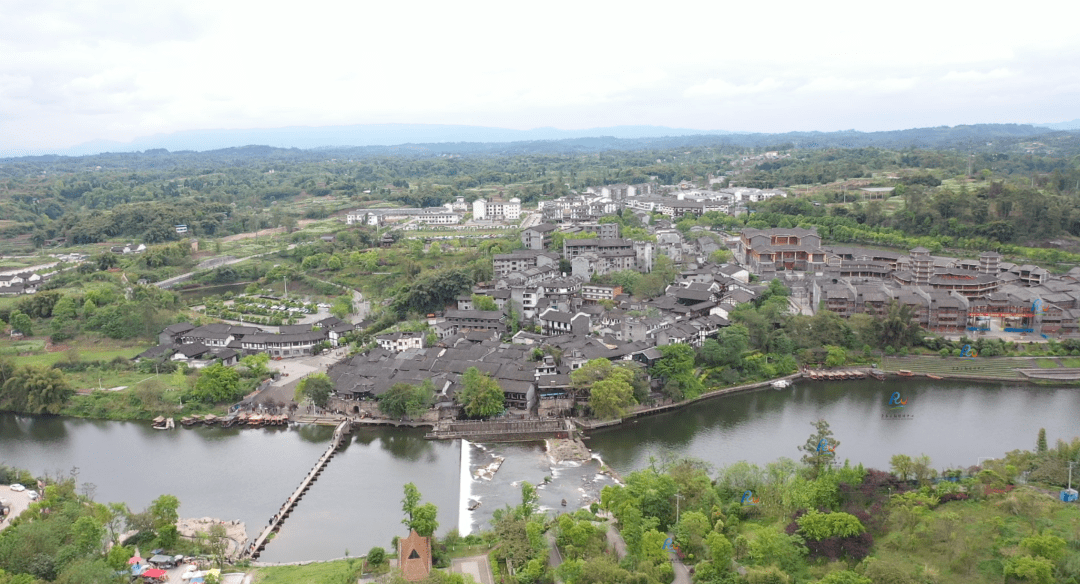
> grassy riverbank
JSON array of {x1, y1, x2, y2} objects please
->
[{"x1": 250, "y1": 559, "x2": 365, "y2": 583}]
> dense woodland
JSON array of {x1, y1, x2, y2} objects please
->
[{"x1": 0, "y1": 125, "x2": 1079, "y2": 250}]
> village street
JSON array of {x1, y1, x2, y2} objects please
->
[{"x1": 251, "y1": 348, "x2": 347, "y2": 408}]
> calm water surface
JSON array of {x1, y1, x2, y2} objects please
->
[{"x1": 2, "y1": 379, "x2": 1078, "y2": 561}]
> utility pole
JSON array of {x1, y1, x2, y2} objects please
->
[
  {"x1": 1069, "y1": 461, "x2": 1076, "y2": 491},
  {"x1": 284, "y1": 276, "x2": 288, "y2": 298},
  {"x1": 674, "y1": 492, "x2": 683, "y2": 525}
]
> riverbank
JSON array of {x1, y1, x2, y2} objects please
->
[{"x1": 575, "y1": 372, "x2": 804, "y2": 431}]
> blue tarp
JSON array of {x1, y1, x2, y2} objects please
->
[{"x1": 1061, "y1": 489, "x2": 1078, "y2": 502}]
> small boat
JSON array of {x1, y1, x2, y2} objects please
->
[
  {"x1": 926, "y1": 374, "x2": 943, "y2": 380},
  {"x1": 468, "y1": 500, "x2": 481, "y2": 511},
  {"x1": 771, "y1": 379, "x2": 791, "y2": 390},
  {"x1": 869, "y1": 369, "x2": 886, "y2": 381},
  {"x1": 203, "y1": 414, "x2": 219, "y2": 426},
  {"x1": 180, "y1": 417, "x2": 198, "y2": 427},
  {"x1": 897, "y1": 370, "x2": 915, "y2": 377},
  {"x1": 152, "y1": 416, "x2": 167, "y2": 429}
]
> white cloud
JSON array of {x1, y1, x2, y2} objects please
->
[
  {"x1": 684, "y1": 78, "x2": 784, "y2": 98},
  {"x1": 1, "y1": 0, "x2": 1079, "y2": 151}
]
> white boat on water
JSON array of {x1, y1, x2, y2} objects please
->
[{"x1": 771, "y1": 380, "x2": 791, "y2": 390}]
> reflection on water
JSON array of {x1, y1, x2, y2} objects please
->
[
  {"x1": 2, "y1": 379, "x2": 1078, "y2": 561},
  {"x1": 295, "y1": 423, "x2": 336, "y2": 443},
  {"x1": 587, "y1": 379, "x2": 1080, "y2": 475},
  {"x1": 377, "y1": 430, "x2": 439, "y2": 463}
]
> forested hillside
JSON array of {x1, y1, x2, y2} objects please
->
[{"x1": 0, "y1": 125, "x2": 1077, "y2": 252}]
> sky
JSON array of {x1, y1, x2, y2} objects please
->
[{"x1": 3, "y1": 0, "x2": 1080, "y2": 154}]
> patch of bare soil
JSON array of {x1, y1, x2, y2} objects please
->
[
  {"x1": 220, "y1": 220, "x2": 317, "y2": 242},
  {"x1": 546, "y1": 438, "x2": 593, "y2": 464}
]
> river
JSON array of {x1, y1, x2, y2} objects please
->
[{"x1": 2, "y1": 379, "x2": 1078, "y2": 562}]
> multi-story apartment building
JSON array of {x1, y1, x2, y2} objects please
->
[
  {"x1": 473, "y1": 197, "x2": 522, "y2": 221},
  {"x1": 521, "y1": 223, "x2": 557, "y2": 250},
  {"x1": 737, "y1": 228, "x2": 828, "y2": 273},
  {"x1": 492, "y1": 250, "x2": 559, "y2": 277}
]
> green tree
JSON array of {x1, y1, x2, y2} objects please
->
[
  {"x1": 330, "y1": 296, "x2": 353, "y2": 320},
  {"x1": 890, "y1": 454, "x2": 913, "y2": 481},
  {"x1": 709, "y1": 248, "x2": 733, "y2": 264},
  {"x1": 239, "y1": 353, "x2": 271, "y2": 378},
  {"x1": 9, "y1": 311, "x2": 32, "y2": 337},
  {"x1": 148, "y1": 494, "x2": 180, "y2": 531},
  {"x1": 295, "y1": 373, "x2": 334, "y2": 408},
  {"x1": 52, "y1": 296, "x2": 78, "y2": 321},
  {"x1": 879, "y1": 301, "x2": 921, "y2": 349},
  {"x1": 795, "y1": 510, "x2": 864, "y2": 541},
  {"x1": 824, "y1": 345, "x2": 847, "y2": 368},
  {"x1": 379, "y1": 381, "x2": 434, "y2": 419},
  {"x1": 401, "y1": 483, "x2": 439, "y2": 537},
  {"x1": 1036, "y1": 428, "x2": 1048, "y2": 454},
  {"x1": 190, "y1": 363, "x2": 241, "y2": 404},
  {"x1": 1019, "y1": 533, "x2": 1067, "y2": 561},
  {"x1": 651, "y1": 343, "x2": 702, "y2": 399},
  {"x1": 105, "y1": 545, "x2": 134, "y2": 572},
  {"x1": 799, "y1": 419, "x2": 839, "y2": 478},
  {"x1": 588, "y1": 377, "x2": 635, "y2": 420},
  {"x1": 457, "y1": 367, "x2": 504, "y2": 418},
  {"x1": 747, "y1": 528, "x2": 806, "y2": 575},
  {"x1": 366, "y1": 546, "x2": 386, "y2": 567},
  {"x1": 1, "y1": 365, "x2": 73, "y2": 414},
  {"x1": 471, "y1": 294, "x2": 498, "y2": 311},
  {"x1": 911, "y1": 454, "x2": 937, "y2": 486},
  {"x1": 1003, "y1": 555, "x2": 1054, "y2": 584}
]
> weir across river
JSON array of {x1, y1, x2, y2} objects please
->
[{"x1": 241, "y1": 418, "x2": 351, "y2": 560}]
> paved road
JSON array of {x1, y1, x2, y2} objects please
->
[
  {"x1": 545, "y1": 532, "x2": 565, "y2": 583},
  {"x1": 251, "y1": 350, "x2": 348, "y2": 407},
  {"x1": 668, "y1": 550, "x2": 692, "y2": 584},
  {"x1": 605, "y1": 522, "x2": 628, "y2": 560},
  {"x1": 451, "y1": 554, "x2": 494, "y2": 584},
  {"x1": 0, "y1": 487, "x2": 35, "y2": 532}
]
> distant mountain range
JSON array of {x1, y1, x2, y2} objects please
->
[
  {"x1": 1034, "y1": 119, "x2": 1080, "y2": 131},
  {"x1": 5, "y1": 121, "x2": 1080, "y2": 160},
  {"x1": 49, "y1": 124, "x2": 736, "y2": 157}
]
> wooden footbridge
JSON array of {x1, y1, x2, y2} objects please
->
[{"x1": 241, "y1": 418, "x2": 351, "y2": 560}]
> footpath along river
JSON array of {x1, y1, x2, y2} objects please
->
[{"x1": 1, "y1": 379, "x2": 1078, "y2": 562}]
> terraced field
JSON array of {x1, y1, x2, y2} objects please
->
[{"x1": 881, "y1": 355, "x2": 1026, "y2": 379}]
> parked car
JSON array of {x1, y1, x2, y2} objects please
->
[
  {"x1": 27, "y1": 491, "x2": 38, "y2": 501},
  {"x1": 9, "y1": 484, "x2": 24, "y2": 492}
]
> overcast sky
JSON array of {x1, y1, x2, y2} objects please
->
[{"x1": 3, "y1": 0, "x2": 1079, "y2": 154}]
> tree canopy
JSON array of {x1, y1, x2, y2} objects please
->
[{"x1": 457, "y1": 367, "x2": 504, "y2": 418}]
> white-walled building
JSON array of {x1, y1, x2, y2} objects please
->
[{"x1": 473, "y1": 197, "x2": 522, "y2": 221}]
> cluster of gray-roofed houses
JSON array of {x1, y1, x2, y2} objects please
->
[
  {"x1": 326, "y1": 219, "x2": 755, "y2": 416},
  {"x1": 732, "y1": 227, "x2": 1080, "y2": 336},
  {"x1": 0, "y1": 270, "x2": 50, "y2": 296},
  {"x1": 137, "y1": 317, "x2": 358, "y2": 367},
  {"x1": 138, "y1": 179, "x2": 1080, "y2": 415}
]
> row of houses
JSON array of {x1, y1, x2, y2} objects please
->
[
  {"x1": 736, "y1": 228, "x2": 1080, "y2": 336},
  {"x1": 141, "y1": 317, "x2": 357, "y2": 366},
  {"x1": 0, "y1": 271, "x2": 50, "y2": 296}
]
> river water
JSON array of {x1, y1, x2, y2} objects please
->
[{"x1": 2, "y1": 379, "x2": 1078, "y2": 561}]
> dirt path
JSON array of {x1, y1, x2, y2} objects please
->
[{"x1": 220, "y1": 220, "x2": 317, "y2": 242}]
